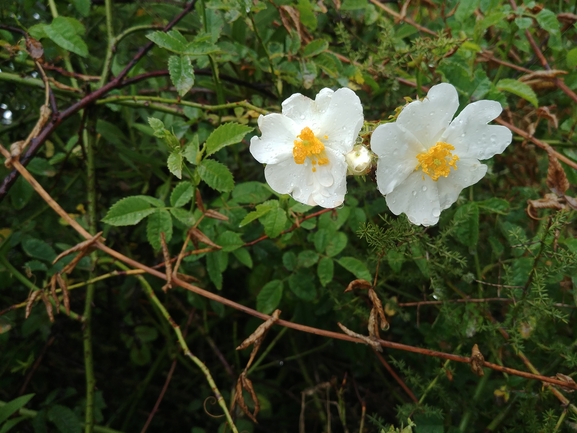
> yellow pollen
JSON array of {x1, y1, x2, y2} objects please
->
[
  {"x1": 415, "y1": 141, "x2": 459, "y2": 181},
  {"x1": 293, "y1": 127, "x2": 329, "y2": 173}
]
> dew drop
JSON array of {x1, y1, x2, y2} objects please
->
[
  {"x1": 421, "y1": 186, "x2": 427, "y2": 192},
  {"x1": 432, "y1": 208, "x2": 441, "y2": 217},
  {"x1": 412, "y1": 191, "x2": 417, "y2": 196},
  {"x1": 299, "y1": 115, "x2": 305, "y2": 120}
]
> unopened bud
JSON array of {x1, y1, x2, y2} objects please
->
[{"x1": 345, "y1": 144, "x2": 373, "y2": 175}]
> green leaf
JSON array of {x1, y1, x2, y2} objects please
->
[
  {"x1": 566, "y1": 47, "x2": 577, "y2": 69},
  {"x1": 340, "y1": 0, "x2": 368, "y2": 10},
  {"x1": 239, "y1": 200, "x2": 278, "y2": 227},
  {"x1": 0, "y1": 394, "x2": 34, "y2": 424},
  {"x1": 283, "y1": 251, "x2": 297, "y2": 271},
  {"x1": 261, "y1": 207, "x2": 287, "y2": 238},
  {"x1": 0, "y1": 415, "x2": 27, "y2": 433},
  {"x1": 134, "y1": 325, "x2": 158, "y2": 343},
  {"x1": 147, "y1": 117, "x2": 180, "y2": 149},
  {"x1": 167, "y1": 151, "x2": 183, "y2": 179},
  {"x1": 256, "y1": 280, "x2": 283, "y2": 314},
  {"x1": 289, "y1": 271, "x2": 317, "y2": 301},
  {"x1": 146, "y1": 29, "x2": 187, "y2": 53},
  {"x1": 22, "y1": 238, "x2": 56, "y2": 262},
  {"x1": 216, "y1": 231, "x2": 244, "y2": 252},
  {"x1": 146, "y1": 209, "x2": 173, "y2": 251},
  {"x1": 313, "y1": 229, "x2": 330, "y2": 253},
  {"x1": 411, "y1": 244, "x2": 430, "y2": 278},
  {"x1": 232, "y1": 248, "x2": 253, "y2": 268},
  {"x1": 496, "y1": 78, "x2": 538, "y2": 107},
  {"x1": 296, "y1": 0, "x2": 317, "y2": 31},
  {"x1": 72, "y1": 0, "x2": 91, "y2": 17},
  {"x1": 170, "y1": 182, "x2": 194, "y2": 207},
  {"x1": 455, "y1": 0, "x2": 480, "y2": 22},
  {"x1": 47, "y1": 404, "x2": 81, "y2": 433},
  {"x1": 10, "y1": 176, "x2": 33, "y2": 210},
  {"x1": 207, "y1": 251, "x2": 225, "y2": 290},
  {"x1": 205, "y1": 123, "x2": 253, "y2": 157},
  {"x1": 28, "y1": 24, "x2": 47, "y2": 40},
  {"x1": 183, "y1": 34, "x2": 220, "y2": 56},
  {"x1": 337, "y1": 257, "x2": 371, "y2": 281},
  {"x1": 44, "y1": 16, "x2": 88, "y2": 57},
  {"x1": 297, "y1": 250, "x2": 319, "y2": 268},
  {"x1": 168, "y1": 55, "x2": 195, "y2": 97},
  {"x1": 102, "y1": 196, "x2": 159, "y2": 226},
  {"x1": 387, "y1": 249, "x2": 404, "y2": 273},
  {"x1": 453, "y1": 203, "x2": 480, "y2": 248},
  {"x1": 197, "y1": 159, "x2": 235, "y2": 192},
  {"x1": 183, "y1": 135, "x2": 199, "y2": 165},
  {"x1": 325, "y1": 232, "x2": 347, "y2": 257},
  {"x1": 303, "y1": 39, "x2": 328, "y2": 57},
  {"x1": 317, "y1": 257, "x2": 334, "y2": 287},
  {"x1": 169, "y1": 208, "x2": 196, "y2": 226},
  {"x1": 232, "y1": 182, "x2": 272, "y2": 204},
  {"x1": 536, "y1": 9, "x2": 560, "y2": 34},
  {"x1": 478, "y1": 198, "x2": 510, "y2": 215}
]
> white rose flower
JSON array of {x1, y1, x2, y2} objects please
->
[
  {"x1": 345, "y1": 144, "x2": 373, "y2": 176},
  {"x1": 250, "y1": 88, "x2": 364, "y2": 208},
  {"x1": 371, "y1": 83, "x2": 512, "y2": 226}
]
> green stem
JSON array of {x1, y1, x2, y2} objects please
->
[
  {"x1": 247, "y1": 327, "x2": 288, "y2": 374},
  {"x1": 97, "y1": 0, "x2": 115, "y2": 88},
  {"x1": 83, "y1": 123, "x2": 98, "y2": 433},
  {"x1": 0, "y1": 71, "x2": 79, "y2": 96}
]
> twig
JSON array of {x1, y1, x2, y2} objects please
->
[
  {"x1": 368, "y1": 0, "x2": 437, "y2": 35},
  {"x1": 373, "y1": 350, "x2": 418, "y2": 403}
]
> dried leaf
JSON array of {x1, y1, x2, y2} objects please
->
[
  {"x1": 161, "y1": 232, "x2": 172, "y2": 292},
  {"x1": 237, "y1": 309, "x2": 281, "y2": 351},
  {"x1": 50, "y1": 275, "x2": 60, "y2": 310},
  {"x1": 553, "y1": 373, "x2": 576, "y2": 392},
  {"x1": 470, "y1": 344, "x2": 485, "y2": 377},
  {"x1": 204, "y1": 209, "x2": 229, "y2": 221},
  {"x1": 56, "y1": 274, "x2": 70, "y2": 315},
  {"x1": 564, "y1": 195, "x2": 577, "y2": 210},
  {"x1": 195, "y1": 189, "x2": 205, "y2": 213},
  {"x1": 26, "y1": 37, "x2": 44, "y2": 60},
  {"x1": 25, "y1": 290, "x2": 42, "y2": 319},
  {"x1": 234, "y1": 373, "x2": 259, "y2": 423},
  {"x1": 368, "y1": 289, "x2": 389, "y2": 331},
  {"x1": 343, "y1": 279, "x2": 372, "y2": 293},
  {"x1": 41, "y1": 292, "x2": 54, "y2": 322},
  {"x1": 189, "y1": 228, "x2": 221, "y2": 249},
  {"x1": 546, "y1": 153, "x2": 569, "y2": 195},
  {"x1": 337, "y1": 322, "x2": 382, "y2": 352},
  {"x1": 53, "y1": 232, "x2": 103, "y2": 265},
  {"x1": 537, "y1": 106, "x2": 558, "y2": 129}
]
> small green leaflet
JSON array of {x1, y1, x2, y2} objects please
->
[
  {"x1": 496, "y1": 78, "x2": 538, "y2": 108},
  {"x1": 146, "y1": 209, "x2": 173, "y2": 251},
  {"x1": 168, "y1": 55, "x2": 195, "y2": 97},
  {"x1": 102, "y1": 195, "x2": 161, "y2": 226},
  {"x1": 0, "y1": 394, "x2": 35, "y2": 425},
  {"x1": 197, "y1": 159, "x2": 235, "y2": 192},
  {"x1": 47, "y1": 404, "x2": 81, "y2": 433},
  {"x1": 170, "y1": 182, "x2": 194, "y2": 207},
  {"x1": 317, "y1": 257, "x2": 334, "y2": 287},
  {"x1": 146, "y1": 29, "x2": 187, "y2": 53},
  {"x1": 147, "y1": 117, "x2": 180, "y2": 149},
  {"x1": 205, "y1": 122, "x2": 253, "y2": 157},
  {"x1": 453, "y1": 203, "x2": 480, "y2": 248},
  {"x1": 256, "y1": 280, "x2": 283, "y2": 314},
  {"x1": 262, "y1": 207, "x2": 287, "y2": 238},
  {"x1": 302, "y1": 39, "x2": 328, "y2": 57},
  {"x1": 216, "y1": 231, "x2": 244, "y2": 252},
  {"x1": 239, "y1": 200, "x2": 278, "y2": 227},
  {"x1": 337, "y1": 257, "x2": 372, "y2": 281},
  {"x1": 44, "y1": 16, "x2": 88, "y2": 57},
  {"x1": 167, "y1": 151, "x2": 183, "y2": 179},
  {"x1": 289, "y1": 272, "x2": 316, "y2": 301}
]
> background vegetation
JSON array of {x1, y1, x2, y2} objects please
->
[{"x1": 1, "y1": 0, "x2": 577, "y2": 432}]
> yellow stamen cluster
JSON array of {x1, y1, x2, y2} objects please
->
[
  {"x1": 415, "y1": 141, "x2": 459, "y2": 181},
  {"x1": 293, "y1": 127, "x2": 329, "y2": 172}
]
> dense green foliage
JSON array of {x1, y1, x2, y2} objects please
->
[{"x1": 1, "y1": 0, "x2": 577, "y2": 432}]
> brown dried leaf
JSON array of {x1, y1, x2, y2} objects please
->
[
  {"x1": 546, "y1": 153, "x2": 569, "y2": 195},
  {"x1": 526, "y1": 194, "x2": 565, "y2": 219},
  {"x1": 368, "y1": 289, "x2": 389, "y2": 331},
  {"x1": 536, "y1": 106, "x2": 558, "y2": 129},
  {"x1": 26, "y1": 37, "x2": 44, "y2": 60},
  {"x1": 553, "y1": 373, "x2": 576, "y2": 392},
  {"x1": 50, "y1": 275, "x2": 60, "y2": 310},
  {"x1": 25, "y1": 290, "x2": 42, "y2": 319},
  {"x1": 160, "y1": 232, "x2": 172, "y2": 292},
  {"x1": 237, "y1": 309, "x2": 281, "y2": 350},
  {"x1": 189, "y1": 228, "x2": 221, "y2": 249},
  {"x1": 235, "y1": 374, "x2": 259, "y2": 423},
  {"x1": 56, "y1": 274, "x2": 70, "y2": 315},
  {"x1": 53, "y1": 232, "x2": 103, "y2": 265},
  {"x1": 564, "y1": 195, "x2": 577, "y2": 210},
  {"x1": 337, "y1": 322, "x2": 382, "y2": 352},
  {"x1": 204, "y1": 209, "x2": 229, "y2": 221},
  {"x1": 470, "y1": 344, "x2": 485, "y2": 377},
  {"x1": 40, "y1": 292, "x2": 54, "y2": 322},
  {"x1": 195, "y1": 189, "x2": 205, "y2": 213},
  {"x1": 368, "y1": 308, "x2": 379, "y2": 339},
  {"x1": 344, "y1": 279, "x2": 372, "y2": 293}
]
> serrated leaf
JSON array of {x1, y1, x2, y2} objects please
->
[
  {"x1": 496, "y1": 78, "x2": 538, "y2": 107},
  {"x1": 216, "y1": 231, "x2": 244, "y2": 252},
  {"x1": 148, "y1": 117, "x2": 165, "y2": 135},
  {"x1": 146, "y1": 209, "x2": 173, "y2": 251},
  {"x1": 478, "y1": 198, "x2": 510, "y2": 215},
  {"x1": 169, "y1": 207, "x2": 196, "y2": 226},
  {"x1": 28, "y1": 24, "x2": 47, "y2": 40},
  {"x1": 453, "y1": 203, "x2": 479, "y2": 248},
  {"x1": 10, "y1": 176, "x2": 33, "y2": 210},
  {"x1": 455, "y1": 0, "x2": 480, "y2": 22},
  {"x1": 183, "y1": 34, "x2": 220, "y2": 56},
  {"x1": 168, "y1": 55, "x2": 195, "y2": 97},
  {"x1": 313, "y1": 229, "x2": 330, "y2": 253},
  {"x1": 47, "y1": 404, "x2": 81, "y2": 433},
  {"x1": 289, "y1": 271, "x2": 316, "y2": 301},
  {"x1": 337, "y1": 257, "x2": 372, "y2": 281},
  {"x1": 283, "y1": 251, "x2": 297, "y2": 271},
  {"x1": 167, "y1": 151, "x2": 183, "y2": 179},
  {"x1": 170, "y1": 182, "x2": 194, "y2": 207},
  {"x1": 0, "y1": 394, "x2": 34, "y2": 425},
  {"x1": 297, "y1": 250, "x2": 319, "y2": 268},
  {"x1": 325, "y1": 232, "x2": 347, "y2": 257},
  {"x1": 22, "y1": 238, "x2": 56, "y2": 262},
  {"x1": 256, "y1": 280, "x2": 283, "y2": 314},
  {"x1": 296, "y1": 0, "x2": 317, "y2": 30},
  {"x1": 44, "y1": 16, "x2": 88, "y2": 57},
  {"x1": 302, "y1": 39, "x2": 328, "y2": 57},
  {"x1": 102, "y1": 196, "x2": 159, "y2": 226},
  {"x1": 232, "y1": 182, "x2": 272, "y2": 204},
  {"x1": 261, "y1": 207, "x2": 287, "y2": 238},
  {"x1": 72, "y1": 0, "x2": 91, "y2": 17},
  {"x1": 317, "y1": 257, "x2": 334, "y2": 287},
  {"x1": 387, "y1": 249, "x2": 404, "y2": 273},
  {"x1": 536, "y1": 9, "x2": 560, "y2": 34},
  {"x1": 232, "y1": 248, "x2": 253, "y2": 268},
  {"x1": 183, "y1": 135, "x2": 199, "y2": 165},
  {"x1": 207, "y1": 251, "x2": 224, "y2": 290},
  {"x1": 239, "y1": 200, "x2": 278, "y2": 227},
  {"x1": 146, "y1": 29, "x2": 187, "y2": 53},
  {"x1": 197, "y1": 159, "x2": 234, "y2": 192},
  {"x1": 205, "y1": 123, "x2": 253, "y2": 157}
]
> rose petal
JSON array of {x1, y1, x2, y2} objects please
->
[
  {"x1": 436, "y1": 159, "x2": 487, "y2": 210},
  {"x1": 317, "y1": 88, "x2": 364, "y2": 154},
  {"x1": 443, "y1": 100, "x2": 512, "y2": 160},
  {"x1": 372, "y1": 123, "x2": 424, "y2": 195},
  {"x1": 385, "y1": 172, "x2": 441, "y2": 226},
  {"x1": 264, "y1": 158, "x2": 304, "y2": 196},
  {"x1": 250, "y1": 114, "x2": 299, "y2": 164},
  {"x1": 396, "y1": 83, "x2": 459, "y2": 147}
]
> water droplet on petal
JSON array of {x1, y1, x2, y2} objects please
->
[
  {"x1": 299, "y1": 115, "x2": 305, "y2": 120},
  {"x1": 412, "y1": 190, "x2": 417, "y2": 196},
  {"x1": 432, "y1": 208, "x2": 441, "y2": 217},
  {"x1": 422, "y1": 186, "x2": 427, "y2": 192}
]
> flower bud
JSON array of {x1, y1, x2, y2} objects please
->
[{"x1": 345, "y1": 144, "x2": 373, "y2": 175}]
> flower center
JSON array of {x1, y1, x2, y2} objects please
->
[
  {"x1": 415, "y1": 141, "x2": 459, "y2": 181},
  {"x1": 293, "y1": 127, "x2": 329, "y2": 172}
]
